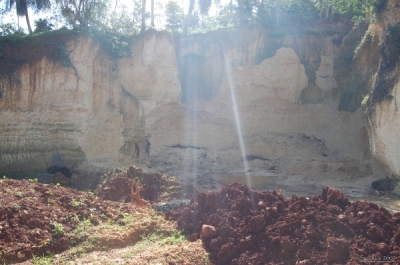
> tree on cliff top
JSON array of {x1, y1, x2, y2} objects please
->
[
  {"x1": 55, "y1": 0, "x2": 108, "y2": 30},
  {"x1": 0, "y1": 0, "x2": 389, "y2": 36},
  {"x1": 140, "y1": 0, "x2": 145, "y2": 33},
  {"x1": 330, "y1": 0, "x2": 386, "y2": 23},
  {"x1": 2, "y1": 0, "x2": 51, "y2": 34},
  {"x1": 165, "y1": 1, "x2": 184, "y2": 34},
  {"x1": 184, "y1": 0, "x2": 216, "y2": 35}
]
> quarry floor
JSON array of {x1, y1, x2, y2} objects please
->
[{"x1": 149, "y1": 166, "x2": 400, "y2": 214}]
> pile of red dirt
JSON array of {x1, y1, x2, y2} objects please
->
[
  {"x1": 0, "y1": 178, "x2": 136, "y2": 264},
  {"x1": 94, "y1": 166, "x2": 191, "y2": 203},
  {"x1": 166, "y1": 183, "x2": 400, "y2": 265}
]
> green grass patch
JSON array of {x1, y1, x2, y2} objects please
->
[
  {"x1": 123, "y1": 229, "x2": 186, "y2": 259},
  {"x1": 32, "y1": 253, "x2": 54, "y2": 265}
]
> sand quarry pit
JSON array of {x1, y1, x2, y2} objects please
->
[
  {"x1": 1, "y1": 167, "x2": 400, "y2": 264},
  {"x1": 167, "y1": 183, "x2": 400, "y2": 265}
]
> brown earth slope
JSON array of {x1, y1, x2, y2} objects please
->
[
  {"x1": 0, "y1": 178, "x2": 136, "y2": 263},
  {"x1": 0, "y1": 168, "x2": 207, "y2": 265}
]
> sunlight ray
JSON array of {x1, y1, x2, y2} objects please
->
[
  {"x1": 178, "y1": 37, "x2": 200, "y2": 203},
  {"x1": 223, "y1": 53, "x2": 251, "y2": 188}
]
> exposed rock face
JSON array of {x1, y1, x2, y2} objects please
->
[
  {"x1": 366, "y1": 0, "x2": 400, "y2": 176},
  {"x1": 0, "y1": 22, "x2": 386, "y2": 178},
  {"x1": 382, "y1": 0, "x2": 400, "y2": 27},
  {"x1": 0, "y1": 31, "x2": 180, "y2": 175},
  {"x1": 368, "y1": 81, "x2": 400, "y2": 175},
  {"x1": 147, "y1": 26, "x2": 370, "y2": 176}
]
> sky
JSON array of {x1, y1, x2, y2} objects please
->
[{"x1": 2, "y1": 0, "x2": 231, "y2": 32}]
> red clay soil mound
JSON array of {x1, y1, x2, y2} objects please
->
[
  {"x1": 94, "y1": 166, "x2": 183, "y2": 203},
  {"x1": 0, "y1": 178, "x2": 135, "y2": 264},
  {"x1": 166, "y1": 183, "x2": 400, "y2": 265}
]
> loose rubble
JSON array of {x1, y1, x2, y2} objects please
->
[
  {"x1": 94, "y1": 166, "x2": 182, "y2": 203},
  {"x1": 166, "y1": 183, "x2": 400, "y2": 265}
]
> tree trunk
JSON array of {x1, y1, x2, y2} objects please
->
[
  {"x1": 114, "y1": 0, "x2": 118, "y2": 13},
  {"x1": 319, "y1": 0, "x2": 323, "y2": 20},
  {"x1": 183, "y1": 0, "x2": 195, "y2": 35},
  {"x1": 141, "y1": 0, "x2": 146, "y2": 33},
  {"x1": 151, "y1": 0, "x2": 154, "y2": 27},
  {"x1": 25, "y1": 10, "x2": 33, "y2": 34},
  {"x1": 326, "y1": 0, "x2": 330, "y2": 19}
]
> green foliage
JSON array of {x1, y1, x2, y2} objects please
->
[
  {"x1": 0, "y1": 23, "x2": 19, "y2": 36},
  {"x1": 57, "y1": 44, "x2": 72, "y2": 67},
  {"x1": 32, "y1": 253, "x2": 54, "y2": 265},
  {"x1": 107, "y1": 7, "x2": 137, "y2": 36},
  {"x1": 124, "y1": 227, "x2": 187, "y2": 258},
  {"x1": 331, "y1": 0, "x2": 386, "y2": 22},
  {"x1": 71, "y1": 198, "x2": 82, "y2": 207},
  {"x1": 1, "y1": 0, "x2": 387, "y2": 37},
  {"x1": 29, "y1": 178, "x2": 39, "y2": 183},
  {"x1": 91, "y1": 1, "x2": 142, "y2": 36},
  {"x1": 281, "y1": 0, "x2": 320, "y2": 23},
  {"x1": 165, "y1": 1, "x2": 184, "y2": 34},
  {"x1": 44, "y1": 189, "x2": 54, "y2": 196},
  {"x1": 131, "y1": 0, "x2": 145, "y2": 32},
  {"x1": 51, "y1": 221, "x2": 64, "y2": 236},
  {"x1": 15, "y1": 191, "x2": 24, "y2": 198},
  {"x1": 144, "y1": 229, "x2": 186, "y2": 246},
  {"x1": 190, "y1": 15, "x2": 225, "y2": 33},
  {"x1": 66, "y1": 0, "x2": 145, "y2": 59},
  {"x1": 215, "y1": 4, "x2": 237, "y2": 27},
  {"x1": 58, "y1": 0, "x2": 109, "y2": 30},
  {"x1": 361, "y1": 94, "x2": 370, "y2": 106},
  {"x1": 3, "y1": 0, "x2": 52, "y2": 34},
  {"x1": 13, "y1": 203, "x2": 20, "y2": 211},
  {"x1": 34, "y1": 18, "x2": 54, "y2": 33},
  {"x1": 90, "y1": 30, "x2": 131, "y2": 58},
  {"x1": 215, "y1": 0, "x2": 321, "y2": 27}
]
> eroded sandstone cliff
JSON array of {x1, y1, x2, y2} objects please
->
[
  {"x1": 366, "y1": 0, "x2": 400, "y2": 176},
  {"x1": 0, "y1": 16, "x2": 391, "y2": 179},
  {"x1": 0, "y1": 31, "x2": 180, "y2": 175}
]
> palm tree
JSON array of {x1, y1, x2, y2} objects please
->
[
  {"x1": 5, "y1": 0, "x2": 32, "y2": 33},
  {"x1": 183, "y1": 0, "x2": 213, "y2": 35},
  {"x1": 198, "y1": 0, "x2": 212, "y2": 14},
  {"x1": 4, "y1": 0, "x2": 51, "y2": 34}
]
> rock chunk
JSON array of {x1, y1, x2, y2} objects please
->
[
  {"x1": 372, "y1": 177, "x2": 398, "y2": 191},
  {"x1": 248, "y1": 215, "x2": 266, "y2": 233},
  {"x1": 200, "y1": 225, "x2": 216, "y2": 239},
  {"x1": 326, "y1": 237, "x2": 349, "y2": 263},
  {"x1": 322, "y1": 186, "x2": 349, "y2": 208}
]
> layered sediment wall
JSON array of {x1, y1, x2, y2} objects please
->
[{"x1": 1, "y1": 5, "x2": 398, "y2": 178}]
